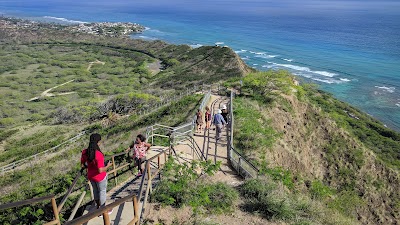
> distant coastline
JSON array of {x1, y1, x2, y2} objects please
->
[
  {"x1": 1, "y1": 14, "x2": 400, "y2": 131},
  {"x1": 0, "y1": 16, "x2": 145, "y2": 37}
]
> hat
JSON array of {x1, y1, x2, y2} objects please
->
[
  {"x1": 217, "y1": 109, "x2": 222, "y2": 114},
  {"x1": 222, "y1": 105, "x2": 227, "y2": 110}
]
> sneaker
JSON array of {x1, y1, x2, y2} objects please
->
[
  {"x1": 108, "y1": 209, "x2": 113, "y2": 215},
  {"x1": 98, "y1": 209, "x2": 113, "y2": 217}
]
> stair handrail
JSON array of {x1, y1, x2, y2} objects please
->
[{"x1": 227, "y1": 91, "x2": 259, "y2": 179}]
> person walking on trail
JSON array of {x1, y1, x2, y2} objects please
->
[
  {"x1": 196, "y1": 108, "x2": 204, "y2": 133},
  {"x1": 213, "y1": 109, "x2": 226, "y2": 141},
  {"x1": 221, "y1": 105, "x2": 228, "y2": 124},
  {"x1": 205, "y1": 106, "x2": 212, "y2": 129},
  {"x1": 81, "y1": 133, "x2": 113, "y2": 214},
  {"x1": 126, "y1": 134, "x2": 151, "y2": 177}
]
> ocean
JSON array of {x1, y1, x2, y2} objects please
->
[{"x1": 1, "y1": 0, "x2": 400, "y2": 130}]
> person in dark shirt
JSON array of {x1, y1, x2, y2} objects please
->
[
  {"x1": 221, "y1": 105, "x2": 228, "y2": 124},
  {"x1": 213, "y1": 109, "x2": 226, "y2": 140}
]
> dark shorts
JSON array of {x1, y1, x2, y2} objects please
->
[{"x1": 134, "y1": 157, "x2": 146, "y2": 165}]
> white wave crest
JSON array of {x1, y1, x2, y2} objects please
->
[
  {"x1": 340, "y1": 78, "x2": 351, "y2": 82},
  {"x1": 43, "y1": 16, "x2": 87, "y2": 24},
  {"x1": 215, "y1": 42, "x2": 224, "y2": 45},
  {"x1": 311, "y1": 78, "x2": 337, "y2": 84},
  {"x1": 190, "y1": 44, "x2": 203, "y2": 48},
  {"x1": 137, "y1": 35, "x2": 157, "y2": 40},
  {"x1": 235, "y1": 49, "x2": 248, "y2": 54},
  {"x1": 271, "y1": 63, "x2": 337, "y2": 77},
  {"x1": 282, "y1": 58, "x2": 293, "y2": 62},
  {"x1": 375, "y1": 86, "x2": 395, "y2": 93},
  {"x1": 262, "y1": 65, "x2": 274, "y2": 68},
  {"x1": 314, "y1": 70, "x2": 337, "y2": 77},
  {"x1": 253, "y1": 53, "x2": 278, "y2": 59}
]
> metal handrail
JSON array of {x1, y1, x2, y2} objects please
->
[
  {"x1": 136, "y1": 148, "x2": 169, "y2": 223},
  {"x1": 174, "y1": 133, "x2": 206, "y2": 161},
  {"x1": 227, "y1": 91, "x2": 259, "y2": 179}
]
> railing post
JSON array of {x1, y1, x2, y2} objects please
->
[
  {"x1": 147, "y1": 162, "x2": 152, "y2": 194},
  {"x1": 68, "y1": 190, "x2": 87, "y2": 221},
  {"x1": 151, "y1": 127, "x2": 154, "y2": 145},
  {"x1": 238, "y1": 157, "x2": 242, "y2": 176},
  {"x1": 112, "y1": 156, "x2": 117, "y2": 187},
  {"x1": 133, "y1": 196, "x2": 139, "y2": 225},
  {"x1": 103, "y1": 211, "x2": 110, "y2": 225},
  {"x1": 51, "y1": 197, "x2": 61, "y2": 225},
  {"x1": 89, "y1": 181, "x2": 94, "y2": 201}
]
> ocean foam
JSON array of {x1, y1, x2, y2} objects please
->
[
  {"x1": 254, "y1": 54, "x2": 278, "y2": 59},
  {"x1": 282, "y1": 58, "x2": 293, "y2": 62},
  {"x1": 314, "y1": 70, "x2": 337, "y2": 77},
  {"x1": 270, "y1": 63, "x2": 337, "y2": 77},
  {"x1": 253, "y1": 64, "x2": 258, "y2": 66},
  {"x1": 311, "y1": 78, "x2": 336, "y2": 84},
  {"x1": 215, "y1": 42, "x2": 224, "y2": 45},
  {"x1": 43, "y1": 16, "x2": 87, "y2": 24},
  {"x1": 339, "y1": 78, "x2": 351, "y2": 82},
  {"x1": 234, "y1": 49, "x2": 247, "y2": 54},
  {"x1": 190, "y1": 44, "x2": 203, "y2": 48},
  {"x1": 147, "y1": 28, "x2": 164, "y2": 33},
  {"x1": 137, "y1": 36, "x2": 157, "y2": 40},
  {"x1": 375, "y1": 86, "x2": 395, "y2": 93},
  {"x1": 262, "y1": 65, "x2": 275, "y2": 69}
]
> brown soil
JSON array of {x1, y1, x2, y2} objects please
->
[
  {"x1": 143, "y1": 202, "x2": 285, "y2": 225},
  {"x1": 147, "y1": 60, "x2": 162, "y2": 75},
  {"x1": 253, "y1": 92, "x2": 400, "y2": 224}
]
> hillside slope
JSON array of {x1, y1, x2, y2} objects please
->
[{"x1": 230, "y1": 71, "x2": 400, "y2": 224}]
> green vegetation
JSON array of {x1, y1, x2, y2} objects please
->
[
  {"x1": 240, "y1": 178, "x2": 356, "y2": 224},
  {"x1": 0, "y1": 94, "x2": 203, "y2": 224},
  {"x1": 151, "y1": 157, "x2": 238, "y2": 214},
  {"x1": 305, "y1": 87, "x2": 400, "y2": 169},
  {"x1": 232, "y1": 71, "x2": 400, "y2": 224},
  {"x1": 233, "y1": 97, "x2": 278, "y2": 159},
  {"x1": 0, "y1": 125, "x2": 76, "y2": 164}
]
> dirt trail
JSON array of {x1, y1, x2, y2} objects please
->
[
  {"x1": 28, "y1": 79, "x2": 75, "y2": 101},
  {"x1": 147, "y1": 60, "x2": 162, "y2": 75},
  {"x1": 87, "y1": 59, "x2": 105, "y2": 71}
]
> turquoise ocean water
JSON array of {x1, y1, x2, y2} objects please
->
[{"x1": 1, "y1": 0, "x2": 400, "y2": 130}]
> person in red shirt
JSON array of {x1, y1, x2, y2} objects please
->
[{"x1": 81, "y1": 133, "x2": 112, "y2": 210}]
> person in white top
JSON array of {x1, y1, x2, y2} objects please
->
[{"x1": 126, "y1": 134, "x2": 151, "y2": 176}]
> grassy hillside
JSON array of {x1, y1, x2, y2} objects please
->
[
  {"x1": 2, "y1": 18, "x2": 399, "y2": 225},
  {"x1": 0, "y1": 20, "x2": 250, "y2": 224},
  {"x1": 227, "y1": 71, "x2": 400, "y2": 224}
]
